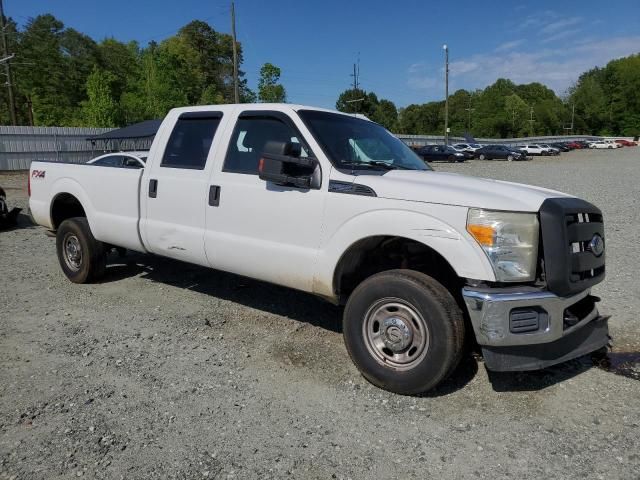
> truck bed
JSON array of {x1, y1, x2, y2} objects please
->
[{"x1": 29, "y1": 161, "x2": 146, "y2": 252}]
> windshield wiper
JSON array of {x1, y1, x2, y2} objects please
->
[{"x1": 339, "y1": 161, "x2": 388, "y2": 171}]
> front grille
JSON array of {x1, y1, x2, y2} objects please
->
[{"x1": 539, "y1": 198, "x2": 605, "y2": 296}]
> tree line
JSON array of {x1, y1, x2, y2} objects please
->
[
  {"x1": 336, "y1": 53, "x2": 640, "y2": 137},
  {"x1": 0, "y1": 14, "x2": 286, "y2": 127},
  {"x1": 1, "y1": 13, "x2": 638, "y2": 137}
]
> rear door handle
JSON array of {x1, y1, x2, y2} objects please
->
[
  {"x1": 209, "y1": 185, "x2": 221, "y2": 207},
  {"x1": 149, "y1": 179, "x2": 158, "y2": 198}
]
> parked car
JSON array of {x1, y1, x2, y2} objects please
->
[
  {"x1": 517, "y1": 144, "x2": 550, "y2": 156},
  {"x1": 537, "y1": 143, "x2": 560, "y2": 155},
  {"x1": 452, "y1": 143, "x2": 482, "y2": 153},
  {"x1": 589, "y1": 141, "x2": 614, "y2": 149},
  {"x1": 417, "y1": 145, "x2": 469, "y2": 162},
  {"x1": 566, "y1": 141, "x2": 584, "y2": 149},
  {"x1": 615, "y1": 139, "x2": 635, "y2": 147},
  {"x1": 549, "y1": 142, "x2": 571, "y2": 152},
  {"x1": 87, "y1": 151, "x2": 147, "y2": 168},
  {"x1": 605, "y1": 140, "x2": 621, "y2": 148},
  {"x1": 28, "y1": 103, "x2": 609, "y2": 395},
  {"x1": 475, "y1": 144, "x2": 527, "y2": 161}
]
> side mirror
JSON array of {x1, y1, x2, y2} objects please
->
[{"x1": 258, "y1": 141, "x2": 321, "y2": 189}]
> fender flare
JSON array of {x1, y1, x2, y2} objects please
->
[{"x1": 312, "y1": 208, "x2": 495, "y2": 298}]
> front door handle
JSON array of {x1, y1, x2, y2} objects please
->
[
  {"x1": 149, "y1": 179, "x2": 158, "y2": 198},
  {"x1": 208, "y1": 185, "x2": 221, "y2": 207}
]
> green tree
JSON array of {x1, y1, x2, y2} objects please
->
[
  {"x1": 371, "y1": 99, "x2": 398, "y2": 131},
  {"x1": 15, "y1": 14, "x2": 75, "y2": 125},
  {"x1": 258, "y1": 63, "x2": 286, "y2": 103},
  {"x1": 81, "y1": 66, "x2": 118, "y2": 127},
  {"x1": 504, "y1": 94, "x2": 528, "y2": 137}
]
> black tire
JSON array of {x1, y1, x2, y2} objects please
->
[
  {"x1": 343, "y1": 269, "x2": 465, "y2": 395},
  {"x1": 479, "y1": 154, "x2": 486, "y2": 160},
  {"x1": 56, "y1": 217, "x2": 106, "y2": 283},
  {"x1": 448, "y1": 155, "x2": 455, "y2": 163}
]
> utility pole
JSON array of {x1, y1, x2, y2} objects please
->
[
  {"x1": 230, "y1": 1, "x2": 240, "y2": 103},
  {"x1": 528, "y1": 106, "x2": 535, "y2": 136},
  {"x1": 0, "y1": 0, "x2": 16, "y2": 125},
  {"x1": 443, "y1": 44, "x2": 449, "y2": 145},
  {"x1": 350, "y1": 53, "x2": 360, "y2": 90},
  {"x1": 348, "y1": 55, "x2": 362, "y2": 115}
]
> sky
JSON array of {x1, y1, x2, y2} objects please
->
[{"x1": 8, "y1": 0, "x2": 640, "y2": 109}]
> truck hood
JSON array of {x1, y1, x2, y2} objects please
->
[{"x1": 354, "y1": 170, "x2": 572, "y2": 212}]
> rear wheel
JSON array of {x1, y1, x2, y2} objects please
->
[
  {"x1": 56, "y1": 217, "x2": 106, "y2": 283},
  {"x1": 343, "y1": 270, "x2": 465, "y2": 395}
]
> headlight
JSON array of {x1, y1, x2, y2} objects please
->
[{"x1": 466, "y1": 208, "x2": 539, "y2": 282}]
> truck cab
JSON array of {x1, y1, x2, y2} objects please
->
[{"x1": 28, "y1": 104, "x2": 609, "y2": 395}]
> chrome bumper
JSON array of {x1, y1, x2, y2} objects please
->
[{"x1": 462, "y1": 287, "x2": 600, "y2": 347}]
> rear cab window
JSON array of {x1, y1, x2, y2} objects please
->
[{"x1": 161, "y1": 112, "x2": 223, "y2": 170}]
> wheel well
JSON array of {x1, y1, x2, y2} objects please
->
[
  {"x1": 51, "y1": 193, "x2": 86, "y2": 229},
  {"x1": 333, "y1": 236, "x2": 463, "y2": 302}
]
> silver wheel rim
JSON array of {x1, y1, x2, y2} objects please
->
[
  {"x1": 63, "y1": 234, "x2": 82, "y2": 272},
  {"x1": 363, "y1": 298, "x2": 429, "y2": 370}
]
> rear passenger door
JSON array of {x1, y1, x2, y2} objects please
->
[
  {"x1": 204, "y1": 110, "x2": 326, "y2": 292},
  {"x1": 142, "y1": 111, "x2": 224, "y2": 266}
]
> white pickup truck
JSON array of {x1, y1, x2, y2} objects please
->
[{"x1": 29, "y1": 104, "x2": 609, "y2": 394}]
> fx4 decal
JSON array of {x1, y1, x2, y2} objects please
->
[{"x1": 31, "y1": 170, "x2": 46, "y2": 178}]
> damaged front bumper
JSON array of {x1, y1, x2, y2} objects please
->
[{"x1": 462, "y1": 286, "x2": 609, "y2": 371}]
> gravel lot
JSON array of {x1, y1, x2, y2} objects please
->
[{"x1": 1, "y1": 148, "x2": 639, "y2": 479}]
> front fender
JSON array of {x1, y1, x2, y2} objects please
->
[{"x1": 312, "y1": 204, "x2": 495, "y2": 298}]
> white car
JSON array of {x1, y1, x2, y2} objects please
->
[
  {"x1": 452, "y1": 143, "x2": 482, "y2": 153},
  {"x1": 518, "y1": 144, "x2": 550, "y2": 156},
  {"x1": 87, "y1": 151, "x2": 148, "y2": 168},
  {"x1": 538, "y1": 144, "x2": 560, "y2": 155},
  {"x1": 589, "y1": 141, "x2": 614, "y2": 149},
  {"x1": 28, "y1": 103, "x2": 609, "y2": 395},
  {"x1": 604, "y1": 140, "x2": 621, "y2": 148}
]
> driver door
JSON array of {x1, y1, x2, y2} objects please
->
[{"x1": 204, "y1": 110, "x2": 326, "y2": 292}]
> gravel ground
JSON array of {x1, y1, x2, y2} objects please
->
[{"x1": 1, "y1": 148, "x2": 639, "y2": 480}]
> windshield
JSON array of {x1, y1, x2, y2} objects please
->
[{"x1": 298, "y1": 110, "x2": 430, "y2": 171}]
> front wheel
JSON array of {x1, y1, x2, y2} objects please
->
[
  {"x1": 56, "y1": 217, "x2": 106, "y2": 283},
  {"x1": 507, "y1": 155, "x2": 514, "y2": 162},
  {"x1": 343, "y1": 270, "x2": 465, "y2": 395},
  {"x1": 479, "y1": 154, "x2": 486, "y2": 160}
]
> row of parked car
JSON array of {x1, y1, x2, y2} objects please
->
[{"x1": 415, "y1": 138, "x2": 637, "y2": 162}]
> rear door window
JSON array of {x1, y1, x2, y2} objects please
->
[{"x1": 161, "y1": 113, "x2": 222, "y2": 170}]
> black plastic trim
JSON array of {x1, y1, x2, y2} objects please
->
[
  {"x1": 328, "y1": 180, "x2": 377, "y2": 197},
  {"x1": 148, "y1": 179, "x2": 158, "y2": 198},
  {"x1": 482, "y1": 315, "x2": 609, "y2": 371},
  {"x1": 208, "y1": 185, "x2": 221, "y2": 206},
  {"x1": 539, "y1": 197, "x2": 605, "y2": 296}
]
